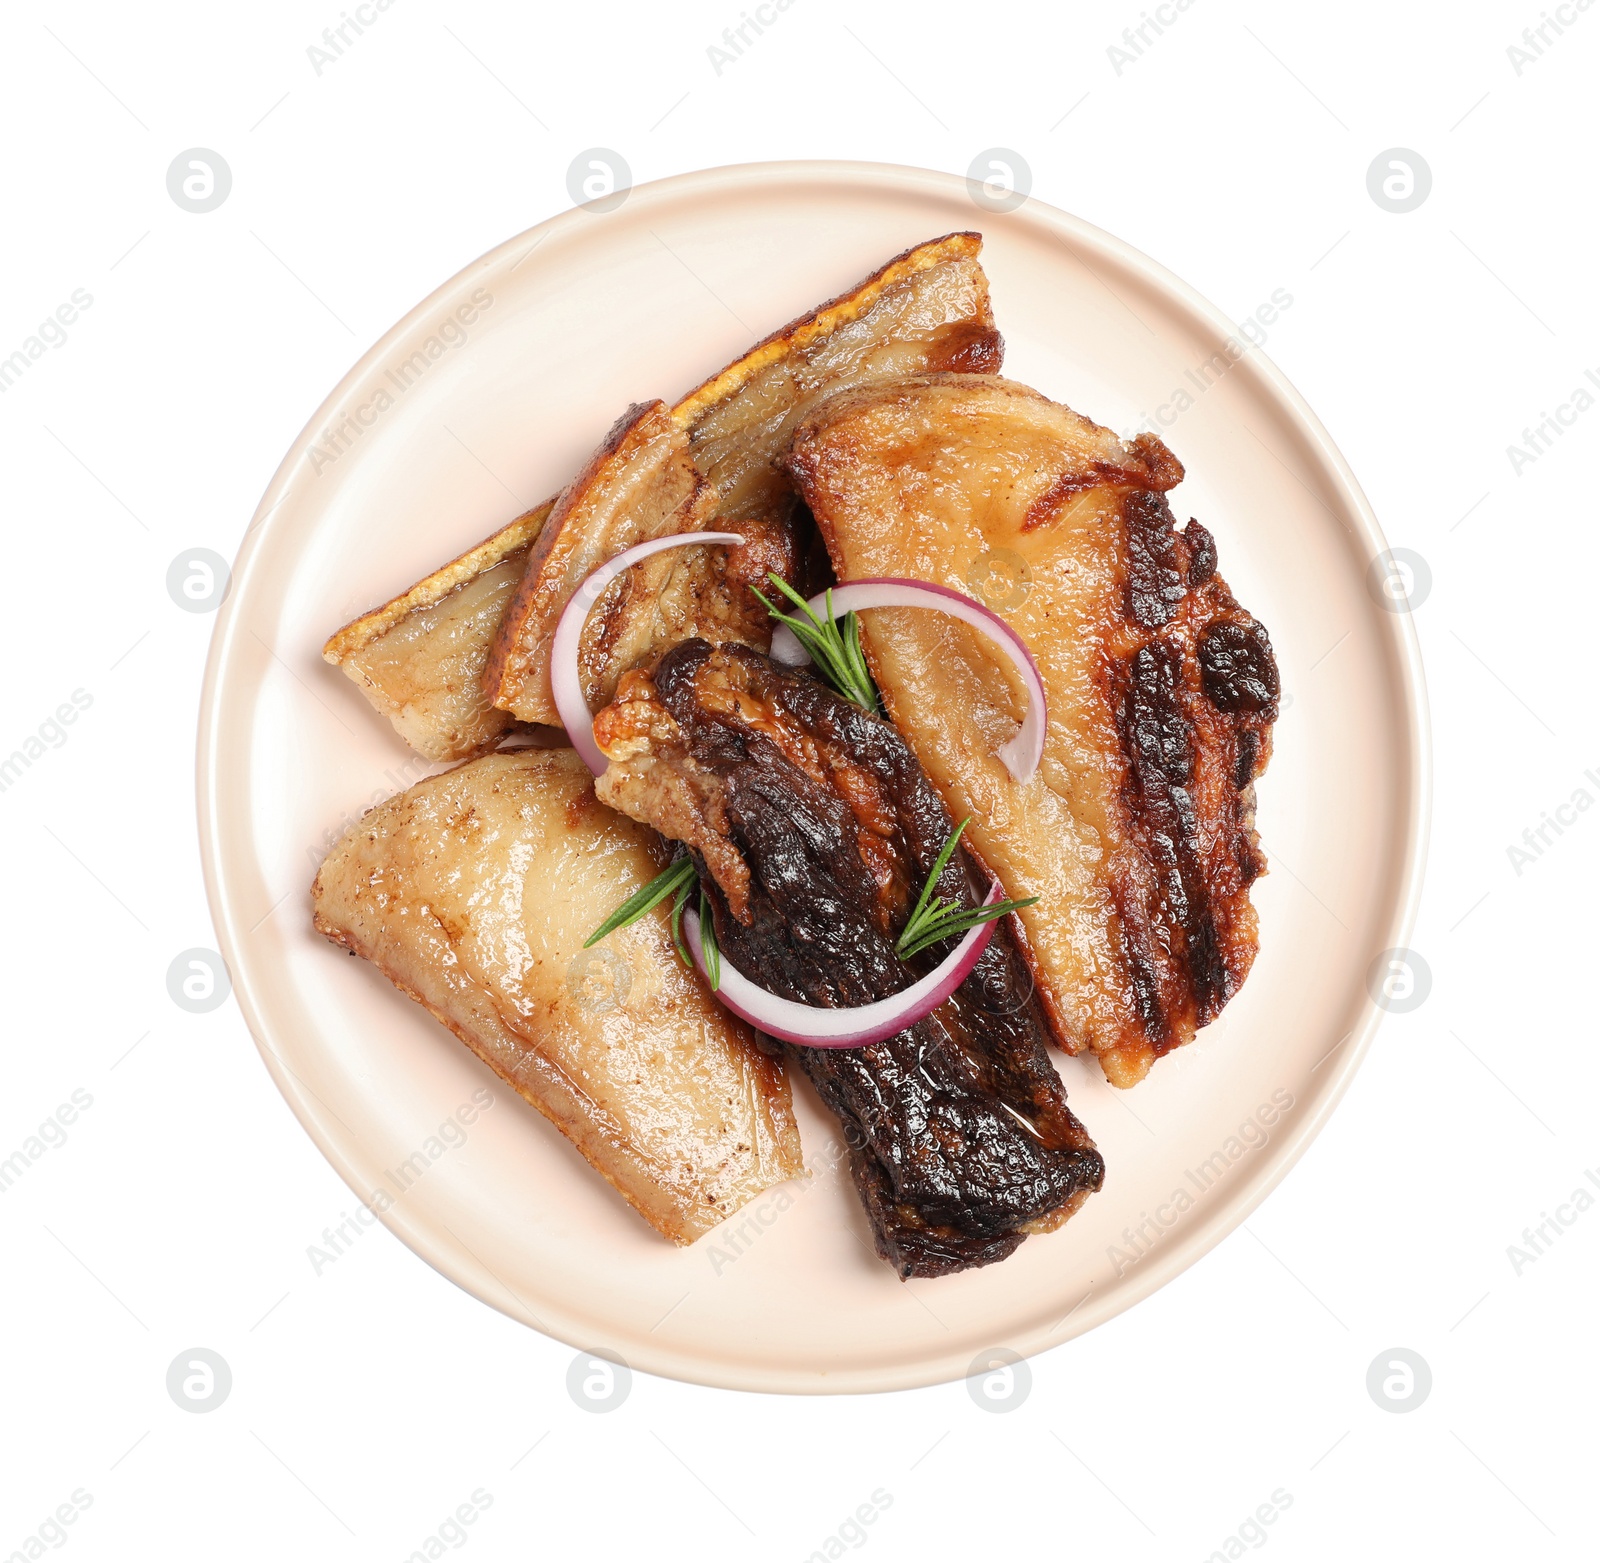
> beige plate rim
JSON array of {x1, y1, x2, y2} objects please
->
[{"x1": 197, "y1": 159, "x2": 1430, "y2": 1395}]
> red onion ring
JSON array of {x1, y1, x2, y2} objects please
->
[
  {"x1": 681, "y1": 882, "x2": 1006, "y2": 1049},
  {"x1": 768, "y1": 578, "x2": 1046, "y2": 783},
  {"x1": 552, "y1": 531, "x2": 747, "y2": 775}
]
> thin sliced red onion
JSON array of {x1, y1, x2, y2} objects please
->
[
  {"x1": 769, "y1": 578, "x2": 1046, "y2": 783},
  {"x1": 552, "y1": 531, "x2": 747, "y2": 775},
  {"x1": 681, "y1": 882, "x2": 1005, "y2": 1049}
]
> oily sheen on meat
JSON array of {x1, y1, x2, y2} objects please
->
[
  {"x1": 785, "y1": 373, "x2": 1279, "y2": 1088},
  {"x1": 323, "y1": 232, "x2": 1003, "y2": 760},
  {"x1": 312, "y1": 749, "x2": 803, "y2": 1241},
  {"x1": 592, "y1": 640, "x2": 1103, "y2": 1277}
]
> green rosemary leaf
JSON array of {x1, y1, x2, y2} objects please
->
[
  {"x1": 895, "y1": 816, "x2": 1038, "y2": 960},
  {"x1": 894, "y1": 895, "x2": 1040, "y2": 961},
  {"x1": 698, "y1": 886, "x2": 721, "y2": 991},
  {"x1": 900, "y1": 818, "x2": 969, "y2": 942},
  {"x1": 753, "y1": 575, "x2": 878, "y2": 712},
  {"x1": 669, "y1": 877, "x2": 694, "y2": 967},
  {"x1": 584, "y1": 855, "x2": 697, "y2": 948}
]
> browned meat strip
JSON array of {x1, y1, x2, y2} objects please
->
[
  {"x1": 324, "y1": 232, "x2": 1001, "y2": 760},
  {"x1": 593, "y1": 640, "x2": 1103, "y2": 1278},
  {"x1": 785, "y1": 373, "x2": 1279, "y2": 1087}
]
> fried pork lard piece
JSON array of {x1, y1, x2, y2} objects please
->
[
  {"x1": 324, "y1": 232, "x2": 1002, "y2": 759},
  {"x1": 482, "y1": 231, "x2": 1004, "y2": 728},
  {"x1": 312, "y1": 749, "x2": 803, "y2": 1243},
  {"x1": 785, "y1": 373, "x2": 1280, "y2": 1088},
  {"x1": 321, "y1": 500, "x2": 553, "y2": 762},
  {"x1": 593, "y1": 640, "x2": 1103, "y2": 1279},
  {"x1": 481, "y1": 399, "x2": 805, "y2": 727}
]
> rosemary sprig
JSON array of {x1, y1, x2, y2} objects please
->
[
  {"x1": 698, "y1": 886, "x2": 721, "y2": 991},
  {"x1": 669, "y1": 877, "x2": 693, "y2": 967},
  {"x1": 753, "y1": 573, "x2": 878, "y2": 712},
  {"x1": 584, "y1": 855, "x2": 697, "y2": 949},
  {"x1": 895, "y1": 818, "x2": 1038, "y2": 961}
]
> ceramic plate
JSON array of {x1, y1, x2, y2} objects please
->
[{"x1": 198, "y1": 161, "x2": 1428, "y2": 1393}]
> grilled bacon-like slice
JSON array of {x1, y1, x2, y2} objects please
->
[
  {"x1": 785, "y1": 374, "x2": 1279, "y2": 1088},
  {"x1": 480, "y1": 400, "x2": 806, "y2": 726},
  {"x1": 311, "y1": 748, "x2": 803, "y2": 1243},
  {"x1": 592, "y1": 640, "x2": 1103, "y2": 1278},
  {"x1": 482, "y1": 231, "x2": 1003, "y2": 728},
  {"x1": 325, "y1": 233, "x2": 1002, "y2": 758},
  {"x1": 322, "y1": 500, "x2": 553, "y2": 762}
]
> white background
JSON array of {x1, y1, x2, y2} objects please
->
[{"x1": 1, "y1": 1, "x2": 1594, "y2": 1559}]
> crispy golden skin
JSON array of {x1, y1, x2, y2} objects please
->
[
  {"x1": 322, "y1": 502, "x2": 552, "y2": 762},
  {"x1": 482, "y1": 231, "x2": 1002, "y2": 728},
  {"x1": 324, "y1": 232, "x2": 1000, "y2": 754},
  {"x1": 785, "y1": 374, "x2": 1278, "y2": 1088},
  {"x1": 325, "y1": 234, "x2": 1000, "y2": 759},
  {"x1": 591, "y1": 641, "x2": 1103, "y2": 1278},
  {"x1": 479, "y1": 401, "x2": 802, "y2": 726},
  {"x1": 311, "y1": 748, "x2": 803, "y2": 1241},
  {"x1": 670, "y1": 230, "x2": 1002, "y2": 525}
]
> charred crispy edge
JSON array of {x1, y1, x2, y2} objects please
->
[
  {"x1": 328, "y1": 235, "x2": 990, "y2": 676},
  {"x1": 1101, "y1": 510, "x2": 1278, "y2": 1083},
  {"x1": 788, "y1": 373, "x2": 1181, "y2": 537},
  {"x1": 322, "y1": 497, "x2": 554, "y2": 665},
  {"x1": 787, "y1": 385, "x2": 1276, "y2": 1087},
  {"x1": 670, "y1": 232, "x2": 990, "y2": 429},
  {"x1": 776, "y1": 473, "x2": 1093, "y2": 1075},
  {"x1": 1020, "y1": 445, "x2": 1185, "y2": 531},
  {"x1": 481, "y1": 401, "x2": 665, "y2": 712},
  {"x1": 614, "y1": 642, "x2": 1102, "y2": 1270}
]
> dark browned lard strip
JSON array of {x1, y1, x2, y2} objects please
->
[{"x1": 593, "y1": 640, "x2": 1103, "y2": 1278}]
